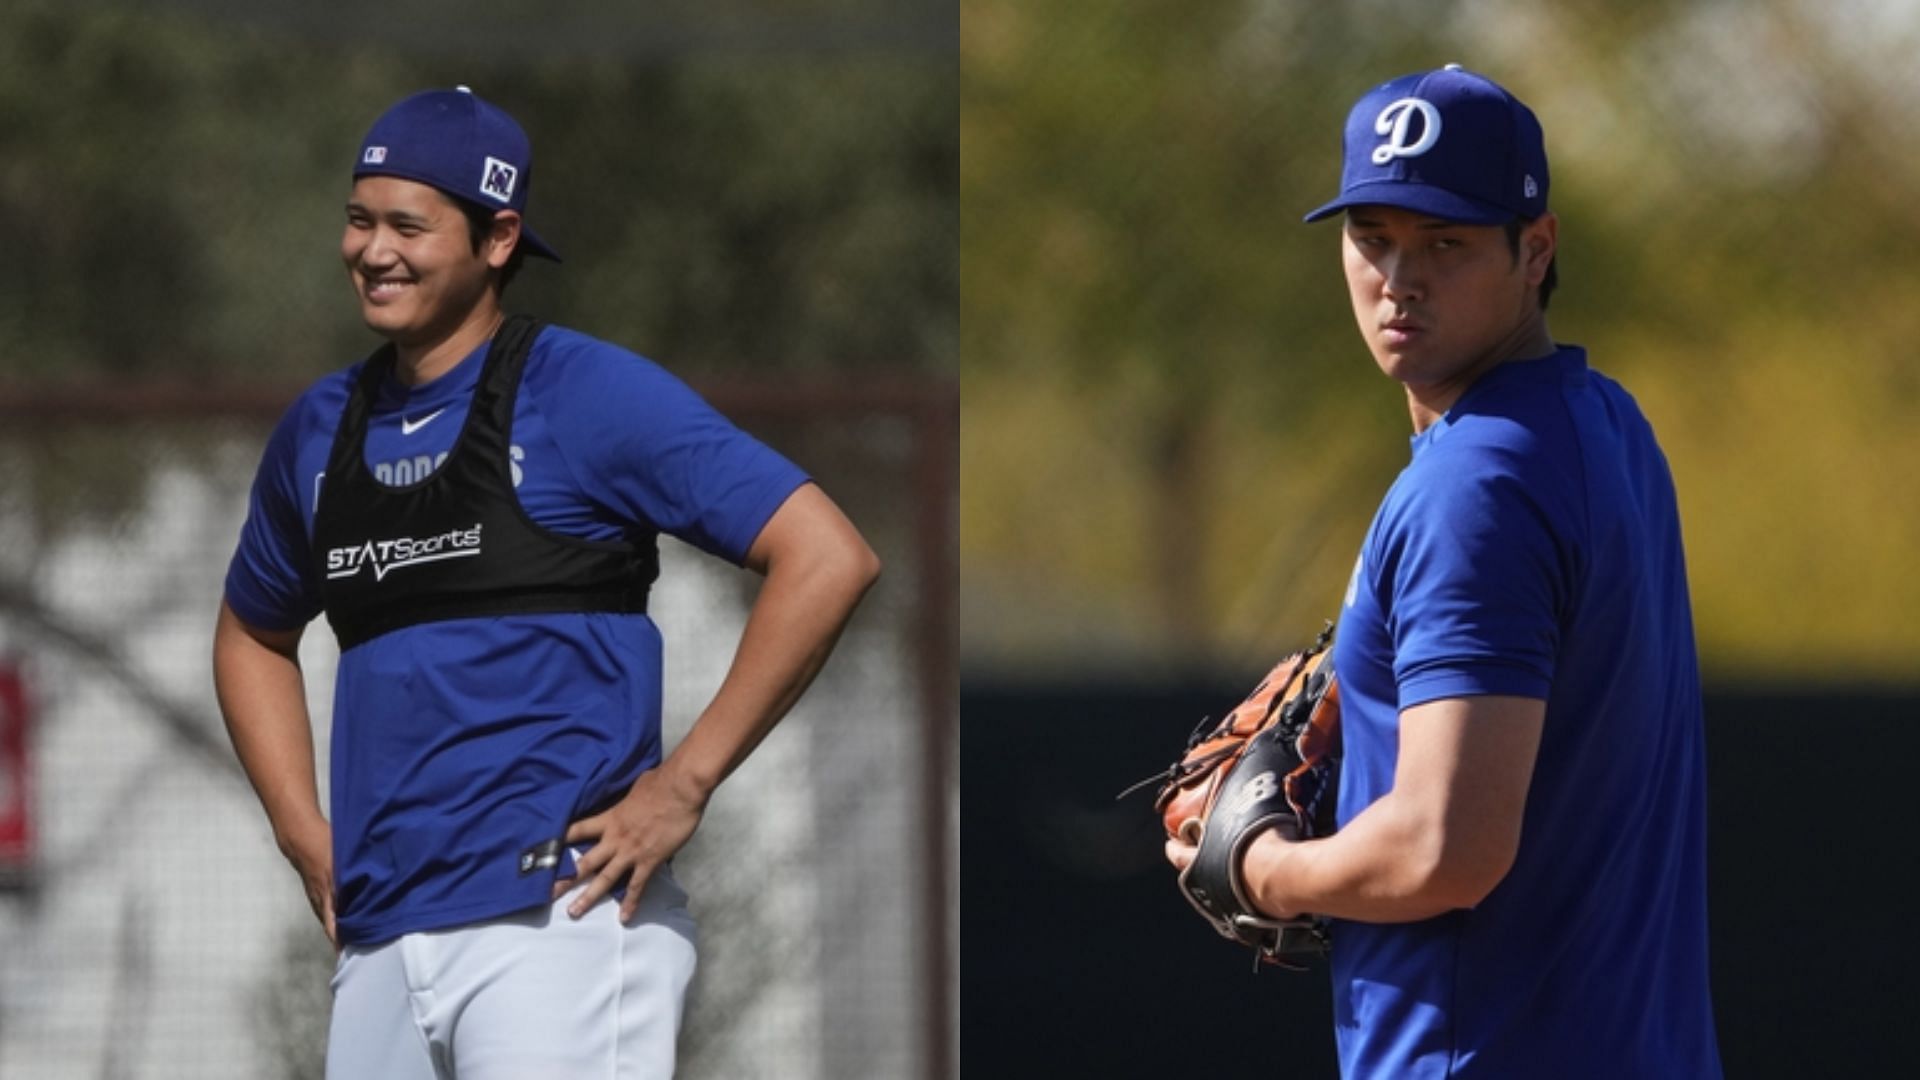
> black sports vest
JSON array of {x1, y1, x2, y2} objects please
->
[{"x1": 312, "y1": 315, "x2": 658, "y2": 650}]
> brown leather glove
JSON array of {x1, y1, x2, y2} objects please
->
[{"x1": 1126, "y1": 624, "x2": 1342, "y2": 968}]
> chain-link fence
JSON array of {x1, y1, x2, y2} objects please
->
[{"x1": 0, "y1": 381, "x2": 953, "y2": 1080}]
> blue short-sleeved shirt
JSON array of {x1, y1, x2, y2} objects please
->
[
  {"x1": 225, "y1": 324, "x2": 809, "y2": 945},
  {"x1": 1331, "y1": 346, "x2": 1721, "y2": 1078}
]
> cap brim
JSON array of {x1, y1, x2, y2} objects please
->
[
  {"x1": 352, "y1": 167, "x2": 562, "y2": 261},
  {"x1": 353, "y1": 168, "x2": 560, "y2": 261},
  {"x1": 1303, "y1": 181, "x2": 1515, "y2": 225},
  {"x1": 517, "y1": 224, "x2": 562, "y2": 262}
]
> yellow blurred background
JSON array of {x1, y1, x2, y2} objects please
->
[{"x1": 962, "y1": 0, "x2": 1920, "y2": 683}]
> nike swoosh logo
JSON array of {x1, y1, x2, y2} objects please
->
[{"x1": 401, "y1": 407, "x2": 448, "y2": 436}]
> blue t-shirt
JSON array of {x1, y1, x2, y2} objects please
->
[
  {"x1": 1331, "y1": 346, "x2": 1721, "y2": 1078},
  {"x1": 225, "y1": 324, "x2": 809, "y2": 945}
]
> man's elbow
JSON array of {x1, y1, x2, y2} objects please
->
[
  {"x1": 779, "y1": 529, "x2": 880, "y2": 605},
  {"x1": 1424, "y1": 832, "x2": 1520, "y2": 911},
  {"x1": 840, "y1": 537, "x2": 882, "y2": 598},
  {"x1": 1390, "y1": 806, "x2": 1519, "y2": 912}
]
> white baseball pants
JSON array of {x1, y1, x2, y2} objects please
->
[{"x1": 325, "y1": 865, "x2": 697, "y2": 1080}]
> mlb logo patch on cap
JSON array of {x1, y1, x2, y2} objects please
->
[{"x1": 362, "y1": 146, "x2": 388, "y2": 165}]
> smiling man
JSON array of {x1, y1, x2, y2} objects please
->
[
  {"x1": 1166, "y1": 66, "x2": 1721, "y2": 1077},
  {"x1": 214, "y1": 87, "x2": 879, "y2": 1078}
]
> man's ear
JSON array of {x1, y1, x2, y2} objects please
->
[
  {"x1": 486, "y1": 210, "x2": 524, "y2": 269},
  {"x1": 1524, "y1": 212, "x2": 1558, "y2": 284}
]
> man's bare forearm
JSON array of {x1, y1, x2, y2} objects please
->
[
  {"x1": 1243, "y1": 694, "x2": 1545, "y2": 923},
  {"x1": 212, "y1": 600, "x2": 327, "y2": 848}
]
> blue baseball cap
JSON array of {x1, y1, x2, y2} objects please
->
[
  {"x1": 354, "y1": 86, "x2": 561, "y2": 261},
  {"x1": 1303, "y1": 64, "x2": 1548, "y2": 226}
]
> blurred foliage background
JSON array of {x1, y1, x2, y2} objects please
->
[
  {"x1": 962, "y1": 0, "x2": 1920, "y2": 684},
  {"x1": 0, "y1": 0, "x2": 955, "y2": 384}
]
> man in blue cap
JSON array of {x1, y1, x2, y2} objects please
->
[
  {"x1": 1168, "y1": 66, "x2": 1722, "y2": 1077},
  {"x1": 214, "y1": 86, "x2": 881, "y2": 1077}
]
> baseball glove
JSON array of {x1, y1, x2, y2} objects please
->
[{"x1": 1123, "y1": 623, "x2": 1342, "y2": 968}]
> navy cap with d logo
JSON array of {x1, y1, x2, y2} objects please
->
[
  {"x1": 354, "y1": 86, "x2": 562, "y2": 261},
  {"x1": 1304, "y1": 64, "x2": 1548, "y2": 225}
]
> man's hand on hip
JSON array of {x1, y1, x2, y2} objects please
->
[{"x1": 557, "y1": 766, "x2": 707, "y2": 922}]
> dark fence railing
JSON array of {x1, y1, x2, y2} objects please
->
[{"x1": 962, "y1": 680, "x2": 1914, "y2": 1079}]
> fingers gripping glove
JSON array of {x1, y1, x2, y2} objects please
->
[{"x1": 1126, "y1": 624, "x2": 1342, "y2": 968}]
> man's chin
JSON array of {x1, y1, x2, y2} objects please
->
[
  {"x1": 357, "y1": 302, "x2": 416, "y2": 340},
  {"x1": 1371, "y1": 347, "x2": 1428, "y2": 381}
]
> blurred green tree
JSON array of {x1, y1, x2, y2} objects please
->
[
  {"x1": 0, "y1": 1, "x2": 954, "y2": 380},
  {"x1": 0, "y1": 0, "x2": 954, "y2": 534}
]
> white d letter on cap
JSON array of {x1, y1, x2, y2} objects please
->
[{"x1": 1372, "y1": 98, "x2": 1441, "y2": 165}]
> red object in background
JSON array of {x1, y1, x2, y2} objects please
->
[{"x1": 0, "y1": 660, "x2": 31, "y2": 872}]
